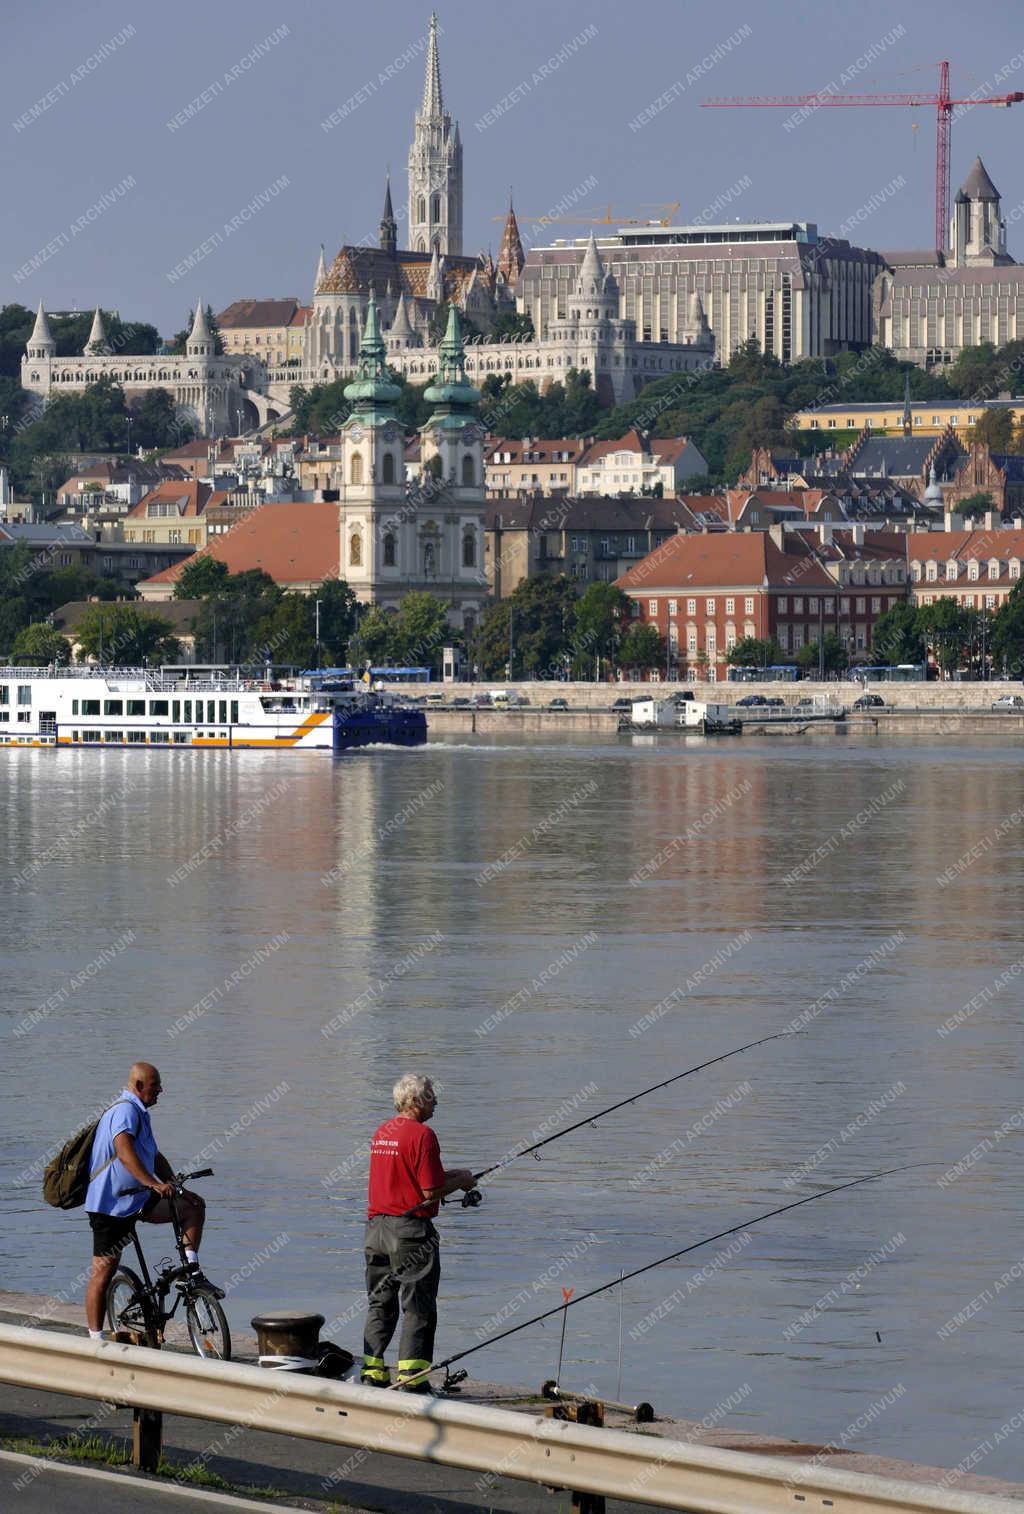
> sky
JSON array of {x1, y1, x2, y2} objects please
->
[{"x1": 3, "y1": 0, "x2": 1024, "y2": 335}]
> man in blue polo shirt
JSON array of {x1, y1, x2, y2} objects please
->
[{"x1": 84, "y1": 1062, "x2": 218, "y2": 1339}]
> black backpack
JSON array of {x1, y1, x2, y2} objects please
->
[{"x1": 42, "y1": 1100, "x2": 137, "y2": 1210}]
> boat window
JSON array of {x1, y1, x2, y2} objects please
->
[
  {"x1": 127, "y1": 699, "x2": 145, "y2": 716},
  {"x1": 17, "y1": 686, "x2": 31, "y2": 705},
  {"x1": 219, "y1": 700, "x2": 228, "y2": 724},
  {"x1": 72, "y1": 700, "x2": 79, "y2": 715},
  {"x1": 83, "y1": 700, "x2": 100, "y2": 716},
  {"x1": 230, "y1": 701, "x2": 239, "y2": 723},
  {"x1": 149, "y1": 700, "x2": 169, "y2": 716},
  {"x1": 172, "y1": 701, "x2": 180, "y2": 721},
  {"x1": 82, "y1": 730, "x2": 100, "y2": 742},
  {"x1": 151, "y1": 732, "x2": 169, "y2": 744},
  {"x1": 104, "y1": 732, "x2": 123, "y2": 743},
  {"x1": 207, "y1": 700, "x2": 216, "y2": 723},
  {"x1": 104, "y1": 700, "x2": 123, "y2": 715},
  {"x1": 184, "y1": 700, "x2": 192, "y2": 722},
  {"x1": 127, "y1": 731, "x2": 146, "y2": 743},
  {"x1": 173, "y1": 732, "x2": 189, "y2": 744},
  {"x1": 0, "y1": 687, "x2": 8, "y2": 705}
]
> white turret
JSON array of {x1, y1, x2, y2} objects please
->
[
  {"x1": 314, "y1": 245, "x2": 327, "y2": 294},
  {"x1": 187, "y1": 298, "x2": 214, "y2": 358},
  {"x1": 427, "y1": 244, "x2": 445, "y2": 305},
  {"x1": 84, "y1": 306, "x2": 109, "y2": 356},
  {"x1": 26, "y1": 299, "x2": 56, "y2": 360},
  {"x1": 568, "y1": 232, "x2": 617, "y2": 323},
  {"x1": 386, "y1": 291, "x2": 419, "y2": 352}
]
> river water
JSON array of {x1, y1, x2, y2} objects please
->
[{"x1": 2, "y1": 731, "x2": 1023, "y2": 1479}]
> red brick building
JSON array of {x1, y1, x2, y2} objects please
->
[{"x1": 614, "y1": 524, "x2": 909, "y2": 679}]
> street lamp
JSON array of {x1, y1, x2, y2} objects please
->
[{"x1": 315, "y1": 598, "x2": 322, "y2": 669}]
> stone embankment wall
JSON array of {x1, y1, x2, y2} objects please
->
[{"x1": 385, "y1": 679, "x2": 1023, "y2": 710}]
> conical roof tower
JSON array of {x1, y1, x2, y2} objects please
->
[
  {"x1": 315, "y1": 244, "x2": 327, "y2": 293},
  {"x1": 187, "y1": 298, "x2": 214, "y2": 356},
  {"x1": 84, "y1": 306, "x2": 109, "y2": 355},
  {"x1": 497, "y1": 194, "x2": 525, "y2": 284},
  {"x1": 423, "y1": 302, "x2": 480, "y2": 427},
  {"x1": 380, "y1": 174, "x2": 397, "y2": 255},
  {"x1": 27, "y1": 299, "x2": 56, "y2": 357},
  {"x1": 343, "y1": 290, "x2": 401, "y2": 416}
]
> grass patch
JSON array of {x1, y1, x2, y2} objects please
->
[{"x1": 3, "y1": 1432, "x2": 131, "y2": 1466}]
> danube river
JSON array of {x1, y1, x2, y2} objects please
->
[{"x1": 3, "y1": 731, "x2": 1023, "y2": 1477}]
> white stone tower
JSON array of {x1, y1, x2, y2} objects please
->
[
  {"x1": 950, "y1": 158, "x2": 1010, "y2": 268},
  {"x1": 407, "y1": 13, "x2": 463, "y2": 255}
]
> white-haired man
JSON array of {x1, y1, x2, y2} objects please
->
[{"x1": 362, "y1": 1073, "x2": 475, "y2": 1391}]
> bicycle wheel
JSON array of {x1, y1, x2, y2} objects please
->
[
  {"x1": 185, "y1": 1286, "x2": 231, "y2": 1360},
  {"x1": 106, "y1": 1266, "x2": 159, "y2": 1347}
]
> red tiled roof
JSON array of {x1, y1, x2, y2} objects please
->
[
  {"x1": 906, "y1": 528, "x2": 1024, "y2": 560},
  {"x1": 578, "y1": 431, "x2": 697, "y2": 467},
  {"x1": 138, "y1": 502, "x2": 340, "y2": 588},
  {"x1": 217, "y1": 299, "x2": 299, "y2": 328},
  {"x1": 485, "y1": 436, "x2": 590, "y2": 463},
  {"x1": 614, "y1": 531, "x2": 835, "y2": 591},
  {"x1": 126, "y1": 481, "x2": 213, "y2": 520}
]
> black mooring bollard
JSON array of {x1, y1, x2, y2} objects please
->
[{"x1": 251, "y1": 1311, "x2": 325, "y2": 1369}]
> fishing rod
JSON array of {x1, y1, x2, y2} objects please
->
[
  {"x1": 411, "y1": 1162, "x2": 936, "y2": 1387},
  {"x1": 451, "y1": 1029, "x2": 799, "y2": 1209}
]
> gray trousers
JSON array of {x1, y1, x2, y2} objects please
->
[{"x1": 363, "y1": 1214, "x2": 440, "y2": 1376}]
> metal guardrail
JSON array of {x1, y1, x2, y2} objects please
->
[{"x1": 0, "y1": 1324, "x2": 1018, "y2": 1513}]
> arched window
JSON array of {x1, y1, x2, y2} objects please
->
[
  {"x1": 417, "y1": 196, "x2": 426, "y2": 224},
  {"x1": 350, "y1": 452, "x2": 363, "y2": 485},
  {"x1": 350, "y1": 531, "x2": 362, "y2": 567},
  {"x1": 382, "y1": 451, "x2": 396, "y2": 484},
  {"x1": 431, "y1": 194, "x2": 441, "y2": 223},
  {"x1": 462, "y1": 532, "x2": 476, "y2": 567},
  {"x1": 461, "y1": 455, "x2": 475, "y2": 486},
  {"x1": 423, "y1": 542, "x2": 435, "y2": 576},
  {"x1": 383, "y1": 532, "x2": 396, "y2": 566}
]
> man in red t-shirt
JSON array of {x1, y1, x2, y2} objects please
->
[{"x1": 362, "y1": 1072, "x2": 474, "y2": 1390}]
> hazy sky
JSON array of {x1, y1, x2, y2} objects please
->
[{"x1": 3, "y1": 0, "x2": 1023, "y2": 334}]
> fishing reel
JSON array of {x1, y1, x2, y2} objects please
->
[{"x1": 461, "y1": 1187, "x2": 483, "y2": 1208}]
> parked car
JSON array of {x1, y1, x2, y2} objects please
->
[
  {"x1": 796, "y1": 697, "x2": 814, "y2": 708},
  {"x1": 469, "y1": 693, "x2": 492, "y2": 709},
  {"x1": 611, "y1": 697, "x2": 632, "y2": 711},
  {"x1": 451, "y1": 696, "x2": 471, "y2": 707},
  {"x1": 991, "y1": 694, "x2": 1024, "y2": 710},
  {"x1": 765, "y1": 697, "x2": 785, "y2": 707},
  {"x1": 852, "y1": 693, "x2": 885, "y2": 710},
  {"x1": 549, "y1": 697, "x2": 569, "y2": 711},
  {"x1": 736, "y1": 694, "x2": 768, "y2": 707}
]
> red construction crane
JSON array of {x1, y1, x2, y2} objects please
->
[{"x1": 702, "y1": 62, "x2": 1024, "y2": 254}]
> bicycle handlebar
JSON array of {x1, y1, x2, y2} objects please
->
[{"x1": 173, "y1": 1167, "x2": 214, "y2": 1186}]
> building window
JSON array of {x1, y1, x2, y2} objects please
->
[
  {"x1": 687, "y1": 626, "x2": 697, "y2": 652},
  {"x1": 350, "y1": 452, "x2": 363, "y2": 485},
  {"x1": 985, "y1": 594, "x2": 996, "y2": 608},
  {"x1": 461, "y1": 455, "x2": 475, "y2": 486},
  {"x1": 383, "y1": 532, "x2": 396, "y2": 567},
  {"x1": 648, "y1": 599, "x2": 657, "y2": 616},
  {"x1": 871, "y1": 597, "x2": 881, "y2": 613},
  {"x1": 350, "y1": 531, "x2": 362, "y2": 567},
  {"x1": 705, "y1": 598, "x2": 715, "y2": 614},
  {"x1": 793, "y1": 598, "x2": 803, "y2": 613},
  {"x1": 382, "y1": 452, "x2": 396, "y2": 484},
  {"x1": 725, "y1": 597, "x2": 735, "y2": 615},
  {"x1": 856, "y1": 597, "x2": 866, "y2": 613},
  {"x1": 968, "y1": 560, "x2": 979, "y2": 580},
  {"x1": 744, "y1": 597, "x2": 754, "y2": 615},
  {"x1": 686, "y1": 598, "x2": 696, "y2": 615},
  {"x1": 926, "y1": 561, "x2": 937, "y2": 581},
  {"x1": 824, "y1": 598, "x2": 834, "y2": 613},
  {"x1": 462, "y1": 532, "x2": 476, "y2": 567},
  {"x1": 777, "y1": 597, "x2": 788, "y2": 613}
]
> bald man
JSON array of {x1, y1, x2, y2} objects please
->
[{"x1": 83, "y1": 1063, "x2": 216, "y2": 1339}]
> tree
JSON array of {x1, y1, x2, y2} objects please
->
[
  {"x1": 174, "y1": 556, "x2": 230, "y2": 599},
  {"x1": 11, "y1": 622, "x2": 71, "y2": 664},
  {"x1": 571, "y1": 583, "x2": 630, "y2": 672},
  {"x1": 969, "y1": 409, "x2": 1015, "y2": 451},
  {"x1": 991, "y1": 580, "x2": 1024, "y2": 677},
  {"x1": 870, "y1": 603, "x2": 925, "y2": 665},
  {"x1": 796, "y1": 632, "x2": 849, "y2": 677},
  {"x1": 129, "y1": 389, "x2": 191, "y2": 449},
  {"x1": 351, "y1": 605, "x2": 399, "y2": 668},
  {"x1": 74, "y1": 604, "x2": 181, "y2": 666},
  {"x1": 726, "y1": 636, "x2": 783, "y2": 668},
  {"x1": 956, "y1": 490, "x2": 996, "y2": 520},
  {"x1": 618, "y1": 622, "x2": 664, "y2": 670},
  {"x1": 391, "y1": 591, "x2": 453, "y2": 672},
  {"x1": 487, "y1": 310, "x2": 535, "y2": 342},
  {"x1": 917, "y1": 598, "x2": 969, "y2": 677},
  {"x1": 313, "y1": 578, "x2": 359, "y2": 665}
]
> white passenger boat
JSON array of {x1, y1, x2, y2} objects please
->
[{"x1": 0, "y1": 667, "x2": 427, "y2": 752}]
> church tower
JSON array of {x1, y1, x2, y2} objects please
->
[
  {"x1": 949, "y1": 157, "x2": 1010, "y2": 268},
  {"x1": 26, "y1": 299, "x2": 56, "y2": 362},
  {"x1": 407, "y1": 13, "x2": 463, "y2": 255},
  {"x1": 339, "y1": 290, "x2": 405, "y2": 598}
]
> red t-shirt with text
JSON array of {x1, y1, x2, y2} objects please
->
[{"x1": 367, "y1": 1117, "x2": 445, "y2": 1218}]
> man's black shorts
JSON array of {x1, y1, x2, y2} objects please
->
[{"x1": 88, "y1": 1192, "x2": 159, "y2": 1257}]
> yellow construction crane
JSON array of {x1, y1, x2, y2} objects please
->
[{"x1": 493, "y1": 202, "x2": 680, "y2": 227}]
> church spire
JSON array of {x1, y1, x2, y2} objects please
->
[
  {"x1": 380, "y1": 174, "x2": 397, "y2": 255},
  {"x1": 315, "y1": 244, "x2": 327, "y2": 293},
  {"x1": 427, "y1": 242, "x2": 445, "y2": 303},
  {"x1": 497, "y1": 193, "x2": 525, "y2": 285},
  {"x1": 422, "y1": 12, "x2": 443, "y2": 117},
  {"x1": 902, "y1": 370, "x2": 913, "y2": 438}
]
